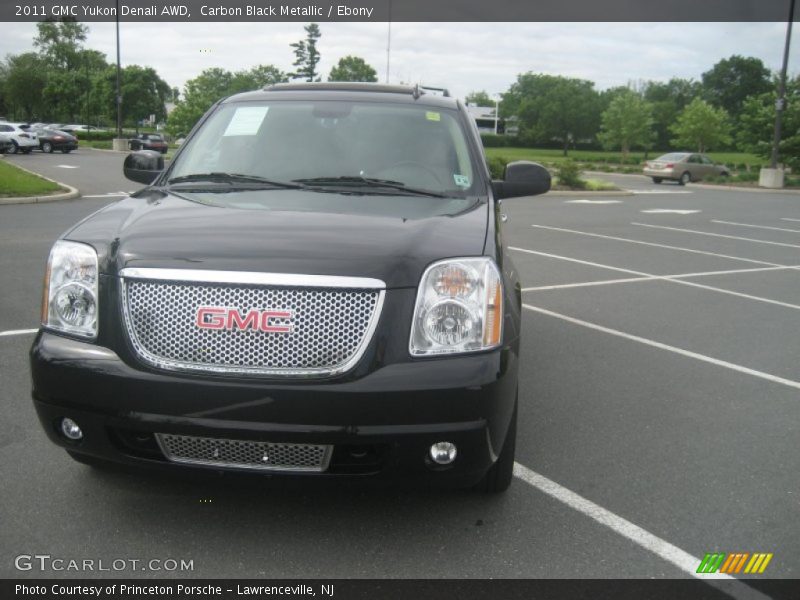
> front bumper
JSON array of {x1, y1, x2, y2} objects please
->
[{"x1": 31, "y1": 332, "x2": 518, "y2": 487}]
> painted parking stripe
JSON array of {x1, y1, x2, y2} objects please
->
[
  {"x1": 56, "y1": 165, "x2": 79, "y2": 169},
  {"x1": 630, "y1": 190, "x2": 692, "y2": 194},
  {"x1": 712, "y1": 220, "x2": 800, "y2": 234},
  {"x1": 528, "y1": 224, "x2": 784, "y2": 267},
  {"x1": 564, "y1": 199, "x2": 622, "y2": 204},
  {"x1": 0, "y1": 329, "x2": 38, "y2": 337},
  {"x1": 512, "y1": 464, "x2": 771, "y2": 599},
  {"x1": 632, "y1": 222, "x2": 800, "y2": 250},
  {"x1": 522, "y1": 303, "x2": 800, "y2": 392},
  {"x1": 641, "y1": 209, "x2": 701, "y2": 215},
  {"x1": 519, "y1": 265, "x2": 798, "y2": 292},
  {"x1": 781, "y1": 218, "x2": 800, "y2": 223},
  {"x1": 511, "y1": 247, "x2": 800, "y2": 310}
]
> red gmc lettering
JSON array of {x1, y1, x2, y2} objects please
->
[
  {"x1": 196, "y1": 307, "x2": 293, "y2": 332},
  {"x1": 196, "y1": 307, "x2": 226, "y2": 329},
  {"x1": 260, "y1": 310, "x2": 293, "y2": 333}
]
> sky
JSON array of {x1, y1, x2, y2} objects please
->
[{"x1": 1, "y1": 21, "x2": 797, "y2": 101}]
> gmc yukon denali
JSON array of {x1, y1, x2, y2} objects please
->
[{"x1": 30, "y1": 83, "x2": 550, "y2": 493}]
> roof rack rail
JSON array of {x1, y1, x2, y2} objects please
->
[{"x1": 263, "y1": 82, "x2": 451, "y2": 100}]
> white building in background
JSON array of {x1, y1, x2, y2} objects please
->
[{"x1": 465, "y1": 103, "x2": 501, "y2": 134}]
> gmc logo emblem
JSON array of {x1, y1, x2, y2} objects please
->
[{"x1": 196, "y1": 307, "x2": 294, "y2": 333}]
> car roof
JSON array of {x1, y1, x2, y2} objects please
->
[{"x1": 224, "y1": 82, "x2": 460, "y2": 110}]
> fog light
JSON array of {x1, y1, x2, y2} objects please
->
[
  {"x1": 429, "y1": 442, "x2": 457, "y2": 465},
  {"x1": 60, "y1": 418, "x2": 83, "y2": 440}
]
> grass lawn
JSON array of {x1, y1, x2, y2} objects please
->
[
  {"x1": 484, "y1": 147, "x2": 764, "y2": 168},
  {"x1": 0, "y1": 160, "x2": 64, "y2": 197}
]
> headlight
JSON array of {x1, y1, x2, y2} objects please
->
[
  {"x1": 410, "y1": 257, "x2": 503, "y2": 356},
  {"x1": 41, "y1": 240, "x2": 98, "y2": 339}
]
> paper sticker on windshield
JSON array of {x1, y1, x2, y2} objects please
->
[
  {"x1": 425, "y1": 111, "x2": 441, "y2": 122},
  {"x1": 453, "y1": 174, "x2": 470, "y2": 187},
  {"x1": 223, "y1": 107, "x2": 269, "y2": 136}
]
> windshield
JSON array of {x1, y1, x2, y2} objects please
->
[{"x1": 170, "y1": 100, "x2": 481, "y2": 198}]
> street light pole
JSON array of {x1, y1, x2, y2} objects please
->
[
  {"x1": 115, "y1": 0, "x2": 122, "y2": 140},
  {"x1": 494, "y1": 95, "x2": 500, "y2": 135},
  {"x1": 385, "y1": 0, "x2": 392, "y2": 84},
  {"x1": 770, "y1": 0, "x2": 795, "y2": 169}
]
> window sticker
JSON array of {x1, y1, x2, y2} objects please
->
[
  {"x1": 453, "y1": 174, "x2": 470, "y2": 187},
  {"x1": 223, "y1": 106, "x2": 269, "y2": 136},
  {"x1": 425, "y1": 111, "x2": 441, "y2": 122}
]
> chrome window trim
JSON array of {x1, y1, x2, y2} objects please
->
[
  {"x1": 119, "y1": 268, "x2": 385, "y2": 290},
  {"x1": 119, "y1": 268, "x2": 386, "y2": 378}
]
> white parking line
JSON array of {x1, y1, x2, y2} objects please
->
[
  {"x1": 712, "y1": 220, "x2": 800, "y2": 234},
  {"x1": 0, "y1": 329, "x2": 38, "y2": 337},
  {"x1": 522, "y1": 303, "x2": 800, "y2": 392},
  {"x1": 511, "y1": 247, "x2": 800, "y2": 310},
  {"x1": 513, "y1": 464, "x2": 715, "y2": 579},
  {"x1": 564, "y1": 199, "x2": 622, "y2": 204},
  {"x1": 519, "y1": 265, "x2": 797, "y2": 292},
  {"x1": 529, "y1": 224, "x2": 784, "y2": 267},
  {"x1": 781, "y1": 218, "x2": 800, "y2": 223},
  {"x1": 630, "y1": 190, "x2": 692, "y2": 194},
  {"x1": 641, "y1": 209, "x2": 700, "y2": 215},
  {"x1": 632, "y1": 222, "x2": 800, "y2": 250}
]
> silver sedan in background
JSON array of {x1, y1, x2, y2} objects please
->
[{"x1": 643, "y1": 152, "x2": 730, "y2": 185}]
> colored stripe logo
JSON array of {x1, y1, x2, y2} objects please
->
[{"x1": 697, "y1": 553, "x2": 773, "y2": 574}]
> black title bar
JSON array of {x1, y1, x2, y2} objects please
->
[{"x1": 2, "y1": 0, "x2": 799, "y2": 22}]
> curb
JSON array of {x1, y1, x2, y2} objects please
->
[
  {"x1": 689, "y1": 182, "x2": 800, "y2": 195},
  {"x1": 0, "y1": 159, "x2": 80, "y2": 205},
  {"x1": 84, "y1": 146, "x2": 129, "y2": 154}
]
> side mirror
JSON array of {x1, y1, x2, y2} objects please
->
[
  {"x1": 123, "y1": 150, "x2": 164, "y2": 185},
  {"x1": 492, "y1": 161, "x2": 551, "y2": 199}
]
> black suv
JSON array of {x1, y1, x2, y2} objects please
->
[{"x1": 30, "y1": 83, "x2": 549, "y2": 492}]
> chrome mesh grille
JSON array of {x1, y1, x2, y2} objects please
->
[
  {"x1": 156, "y1": 433, "x2": 332, "y2": 472},
  {"x1": 121, "y1": 276, "x2": 382, "y2": 376}
]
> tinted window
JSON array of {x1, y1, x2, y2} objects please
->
[
  {"x1": 656, "y1": 153, "x2": 689, "y2": 162},
  {"x1": 172, "y1": 100, "x2": 481, "y2": 197}
]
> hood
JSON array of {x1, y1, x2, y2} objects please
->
[{"x1": 65, "y1": 188, "x2": 489, "y2": 289}]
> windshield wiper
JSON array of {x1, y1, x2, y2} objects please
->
[
  {"x1": 167, "y1": 173, "x2": 306, "y2": 189},
  {"x1": 293, "y1": 176, "x2": 448, "y2": 198}
]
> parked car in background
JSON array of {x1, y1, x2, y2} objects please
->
[
  {"x1": 643, "y1": 152, "x2": 730, "y2": 185},
  {"x1": 0, "y1": 123, "x2": 38, "y2": 154},
  {"x1": 32, "y1": 128, "x2": 79, "y2": 153},
  {"x1": 128, "y1": 133, "x2": 168, "y2": 153},
  {"x1": 0, "y1": 133, "x2": 13, "y2": 154},
  {"x1": 61, "y1": 124, "x2": 106, "y2": 134}
]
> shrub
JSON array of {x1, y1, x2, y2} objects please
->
[
  {"x1": 555, "y1": 160, "x2": 585, "y2": 189},
  {"x1": 487, "y1": 155, "x2": 509, "y2": 179},
  {"x1": 480, "y1": 134, "x2": 514, "y2": 148}
]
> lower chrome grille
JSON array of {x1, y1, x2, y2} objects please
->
[{"x1": 156, "y1": 433, "x2": 333, "y2": 472}]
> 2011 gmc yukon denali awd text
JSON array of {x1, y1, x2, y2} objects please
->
[{"x1": 30, "y1": 83, "x2": 550, "y2": 493}]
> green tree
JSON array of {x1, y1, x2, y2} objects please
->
[
  {"x1": 670, "y1": 98, "x2": 732, "y2": 153},
  {"x1": 328, "y1": 56, "x2": 377, "y2": 82},
  {"x1": 737, "y1": 76, "x2": 799, "y2": 169},
  {"x1": 501, "y1": 73, "x2": 601, "y2": 155},
  {"x1": 701, "y1": 55, "x2": 772, "y2": 119},
  {"x1": 166, "y1": 65, "x2": 287, "y2": 135},
  {"x1": 643, "y1": 78, "x2": 701, "y2": 150},
  {"x1": 4, "y1": 53, "x2": 48, "y2": 120},
  {"x1": 290, "y1": 23, "x2": 321, "y2": 82},
  {"x1": 598, "y1": 89, "x2": 655, "y2": 159},
  {"x1": 465, "y1": 90, "x2": 493, "y2": 106},
  {"x1": 34, "y1": 21, "x2": 88, "y2": 71}
]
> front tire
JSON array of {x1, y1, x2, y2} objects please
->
[
  {"x1": 10, "y1": 141, "x2": 19, "y2": 154},
  {"x1": 61, "y1": 148, "x2": 71, "y2": 154},
  {"x1": 42, "y1": 141, "x2": 53, "y2": 153},
  {"x1": 679, "y1": 171, "x2": 691, "y2": 186},
  {"x1": 476, "y1": 395, "x2": 517, "y2": 493}
]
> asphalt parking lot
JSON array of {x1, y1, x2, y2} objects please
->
[{"x1": 1, "y1": 151, "x2": 798, "y2": 593}]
